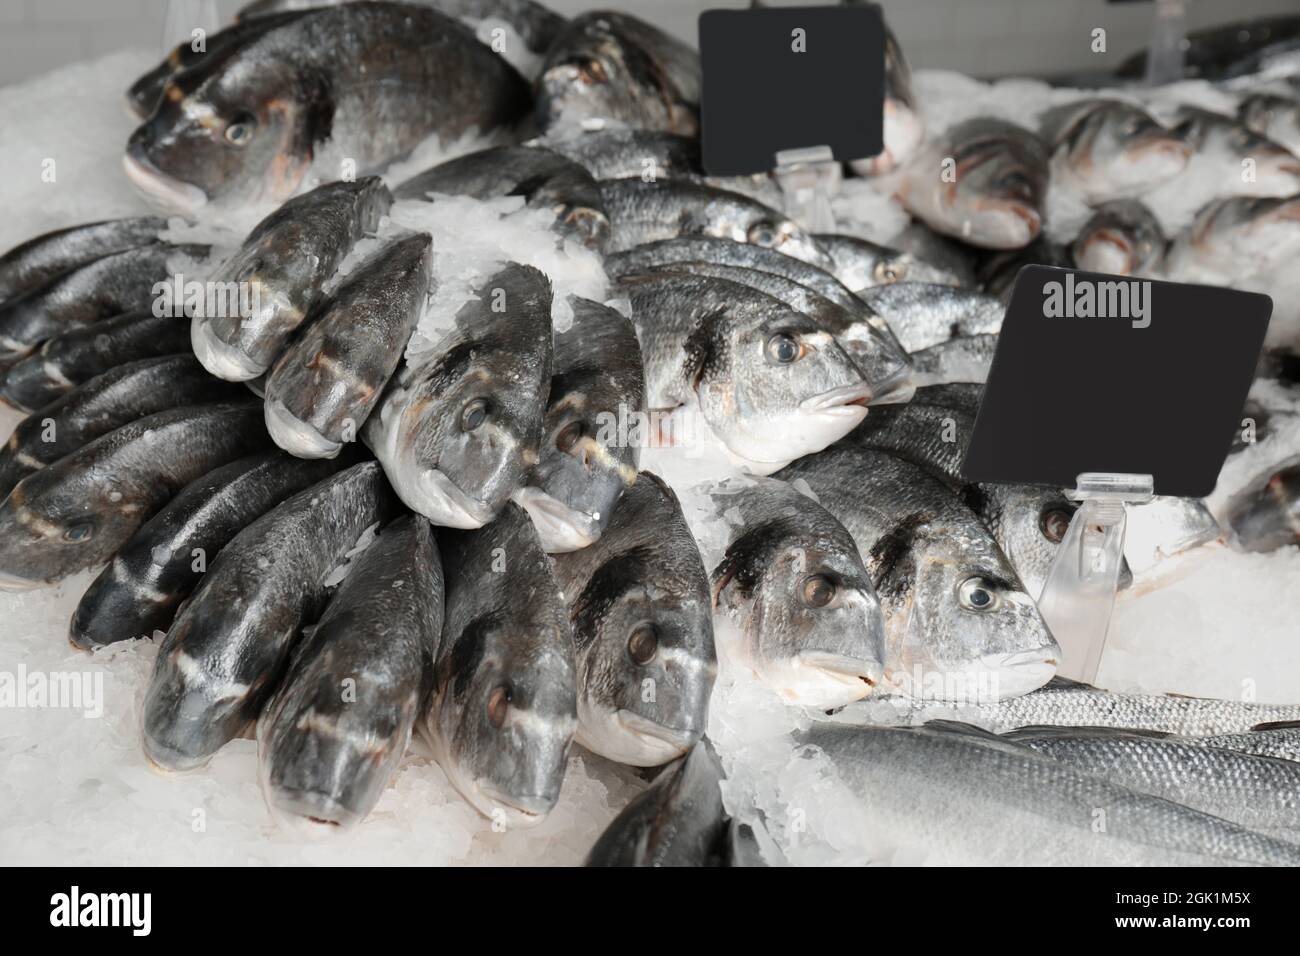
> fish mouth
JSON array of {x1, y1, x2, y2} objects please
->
[
  {"x1": 800, "y1": 382, "x2": 874, "y2": 415},
  {"x1": 191, "y1": 316, "x2": 266, "y2": 382},
  {"x1": 1079, "y1": 229, "x2": 1135, "y2": 274},
  {"x1": 775, "y1": 652, "x2": 883, "y2": 708},
  {"x1": 977, "y1": 649, "x2": 1058, "y2": 700},
  {"x1": 0, "y1": 569, "x2": 44, "y2": 593},
  {"x1": 476, "y1": 785, "x2": 554, "y2": 828},
  {"x1": 141, "y1": 731, "x2": 211, "y2": 773},
  {"x1": 123, "y1": 150, "x2": 208, "y2": 214},
  {"x1": 512, "y1": 486, "x2": 601, "y2": 553},
  {"x1": 266, "y1": 788, "x2": 363, "y2": 831},
  {"x1": 414, "y1": 469, "x2": 495, "y2": 529},
  {"x1": 614, "y1": 710, "x2": 696, "y2": 760},
  {"x1": 263, "y1": 398, "x2": 341, "y2": 460}
]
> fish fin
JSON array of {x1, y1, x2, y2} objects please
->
[
  {"x1": 1042, "y1": 675, "x2": 1098, "y2": 691},
  {"x1": 1252, "y1": 720, "x2": 1300, "y2": 732}
]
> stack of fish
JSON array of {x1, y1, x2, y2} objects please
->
[{"x1": 1, "y1": 0, "x2": 1300, "y2": 865}]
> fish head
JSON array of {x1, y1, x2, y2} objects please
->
[
  {"x1": 433, "y1": 610, "x2": 577, "y2": 826},
  {"x1": 1078, "y1": 104, "x2": 1190, "y2": 194},
  {"x1": 965, "y1": 485, "x2": 1083, "y2": 602},
  {"x1": 570, "y1": 546, "x2": 716, "y2": 766},
  {"x1": 713, "y1": 516, "x2": 886, "y2": 708},
  {"x1": 1227, "y1": 127, "x2": 1300, "y2": 193},
  {"x1": 537, "y1": 18, "x2": 667, "y2": 133},
  {"x1": 731, "y1": 215, "x2": 832, "y2": 269},
  {"x1": 692, "y1": 310, "x2": 870, "y2": 466},
  {"x1": 1225, "y1": 461, "x2": 1300, "y2": 553}
]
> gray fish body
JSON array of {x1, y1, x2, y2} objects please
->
[
  {"x1": 909, "y1": 333, "x2": 998, "y2": 386},
  {"x1": 551, "y1": 472, "x2": 715, "y2": 766},
  {"x1": 0, "y1": 217, "x2": 165, "y2": 304},
  {"x1": 366, "y1": 262, "x2": 553, "y2": 528},
  {"x1": 537, "y1": 11, "x2": 699, "y2": 136},
  {"x1": 1238, "y1": 92, "x2": 1300, "y2": 155},
  {"x1": 1196, "y1": 725, "x2": 1300, "y2": 764},
  {"x1": 70, "y1": 450, "x2": 344, "y2": 649},
  {"x1": 1041, "y1": 99, "x2": 1190, "y2": 202},
  {"x1": 264, "y1": 233, "x2": 431, "y2": 459},
  {"x1": 814, "y1": 233, "x2": 960, "y2": 291},
  {"x1": 192, "y1": 177, "x2": 393, "y2": 381},
  {"x1": 1072, "y1": 199, "x2": 1166, "y2": 277},
  {"x1": 426, "y1": 503, "x2": 576, "y2": 825},
  {"x1": 858, "y1": 282, "x2": 1004, "y2": 353},
  {"x1": 1005, "y1": 725, "x2": 1300, "y2": 840},
  {"x1": 0, "y1": 310, "x2": 195, "y2": 413},
  {"x1": 142, "y1": 461, "x2": 397, "y2": 770},
  {"x1": 1224, "y1": 458, "x2": 1300, "y2": 552},
  {"x1": 0, "y1": 400, "x2": 271, "y2": 589},
  {"x1": 1165, "y1": 194, "x2": 1300, "y2": 283},
  {"x1": 710, "y1": 476, "x2": 886, "y2": 708},
  {"x1": 0, "y1": 354, "x2": 240, "y2": 500},
  {"x1": 776, "y1": 445, "x2": 1059, "y2": 701},
  {"x1": 0, "y1": 243, "x2": 209, "y2": 369},
  {"x1": 600, "y1": 179, "x2": 832, "y2": 270},
  {"x1": 803, "y1": 721, "x2": 1300, "y2": 866},
  {"x1": 258, "y1": 513, "x2": 443, "y2": 829},
  {"x1": 515, "y1": 296, "x2": 642, "y2": 552},
  {"x1": 395, "y1": 146, "x2": 609, "y2": 251}
]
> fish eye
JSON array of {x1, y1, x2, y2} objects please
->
[
  {"x1": 747, "y1": 221, "x2": 778, "y2": 246},
  {"x1": 799, "y1": 573, "x2": 836, "y2": 608},
  {"x1": 577, "y1": 58, "x2": 608, "y2": 84},
  {"x1": 764, "y1": 332, "x2": 803, "y2": 365},
  {"x1": 875, "y1": 260, "x2": 905, "y2": 283},
  {"x1": 223, "y1": 113, "x2": 256, "y2": 146},
  {"x1": 556, "y1": 420, "x2": 583, "y2": 453},
  {"x1": 487, "y1": 683, "x2": 512, "y2": 729},
  {"x1": 627, "y1": 623, "x2": 658, "y2": 665},
  {"x1": 957, "y1": 577, "x2": 999, "y2": 612},
  {"x1": 461, "y1": 398, "x2": 491, "y2": 432},
  {"x1": 63, "y1": 521, "x2": 94, "y2": 543},
  {"x1": 1040, "y1": 507, "x2": 1073, "y2": 544}
]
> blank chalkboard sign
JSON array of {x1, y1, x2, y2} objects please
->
[
  {"x1": 698, "y1": 5, "x2": 884, "y2": 176},
  {"x1": 962, "y1": 266, "x2": 1271, "y2": 498}
]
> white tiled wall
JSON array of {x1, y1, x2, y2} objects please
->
[{"x1": 1, "y1": 0, "x2": 1298, "y2": 87}]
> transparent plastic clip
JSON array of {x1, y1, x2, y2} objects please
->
[{"x1": 773, "y1": 146, "x2": 841, "y2": 233}]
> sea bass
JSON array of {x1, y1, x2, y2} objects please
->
[
  {"x1": 1238, "y1": 91, "x2": 1300, "y2": 155},
  {"x1": 1163, "y1": 194, "x2": 1300, "y2": 283},
  {"x1": 1173, "y1": 106, "x2": 1300, "y2": 197},
  {"x1": 258, "y1": 513, "x2": 442, "y2": 829},
  {"x1": 142, "y1": 461, "x2": 397, "y2": 770},
  {"x1": 709, "y1": 476, "x2": 886, "y2": 708},
  {"x1": 264, "y1": 232, "x2": 432, "y2": 458},
  {"x1": 1040, "y1": 99, "x2": 1190, "y2": 202},
  {"x1": 1071, "y1": 199, "x2": 1166, "y2": 277},
  {"x1": 551, "y1": 472, "x2": 715, "y2": 766},
  {"x1": 0, "y1": 217, "x2": 165, "y2": 304},
  {"x1": 1195, "y1": 724, "x2": 1300, "y2": 764}
]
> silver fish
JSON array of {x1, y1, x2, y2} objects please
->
[
  {"x1": 889, "y1": 222, "x2": 980, "y2": 288},
  {"x1": 1173, "y1": 105, "x2": 1300, "y2": 197},
  {"x1": 1164, "y1": 194, "x2": 1300, "y2": 283},
  {"x1": 909, "y1": 333, "x2": 998, "y2": 386},
  {"x1": 1238, "y1": 91, "x2": 1300, "y2": 155},
  {"x1": 0, "y1": 217, "x2": 165, "y2": 304},
  {"x1": 551, "y1": 472, "x2": 715, "y2": 766},
  {"x1": 1195, "y1": 723, "x2": 1300, "y2": 764},
  {"x1": 1040, "y1": 99, "x2": 1190, "y2": 202},
  {"x1": 857, "y1": 282, "x2": 1004, "y2": 353},
  {"x1": 1071, "y1": 199, "x2": 1166, "y2": 277},
  {"x1": 1224, "y1": 458, "x2": 1300, "y2": 553},
  {"x1": 142, "y1": 461, "x2": 397, "y2": 770},
  {"x1": 813, "y1": 233, "x2": 961, "y2": 291}
]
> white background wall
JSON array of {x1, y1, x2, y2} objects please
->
[{"x1": 1, "y1": 0, "x2": 1298, "y2": 87}]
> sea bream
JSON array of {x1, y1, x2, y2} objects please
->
[
  {"x1": 709, "y1": 476, "x2": 886, "y2": 708},
  {"x1": 1163, "y1": 194, "x2": 1300, "y2": 283},
  {"x1": 814, "y1": 233, "x2": 961, "y2": 291},
  {"x1": 0, "y1": 400, "x2": 271, "y2": 590},
  {"x1": 0, "y1": 243, "x2": 210, "y2": 370},
  {"x1": 142, "y1": 461, "x2": 397, "y2": 771},
  {"x1": 258, "y1": 513, "x2": 442, "y2": 830},
  {"x1": 776, "y1": 444, "x2": 1060, "y2": 701},
  {"x1": 551, "y1": 472, "x2": 715, "y2": 766},
  {"x1": 514, "y1": 296, "x2": 643, "y2": 553},
  {"x1": 366, "y1": 263, "x2": 552, "y2": 528},
  {"x1": 0, "y1": 310, "x2": 195, "y2": 414},
  {"x1": 0, "y1": 355, "x2": 241, "y2": 501},
  {"x1": 908, "y1": 333, "x2": 997, "y2": 386},
  {"x1": 1172, "y1": 105, "x2": 1300, "y2": 197},
  {"x1": 395, "y1": 146, "x2": 609, "y2": 252},
  {"x1": 69, "y1": 451, "x2": 345, "y2": 650},
  {"x1": 191, "y1": 177, "x2": 392, "y2": 381},
  {"x1": 424, "y1": 503, "x2": 576, "y2": 826},
  {"x1": 898, "y1": 118, "x2": 1049, "y2": 250},
  {"x1": 1039, "y1": 99, "x2": 1190, "y2": 202},
  {"x1": 617, "y1": 271, "x2": 870, "y2": 472},
  {"x1": 1071, "y1": 199, "x2": 1166, "y2": 277},
  {"x1": 124, "y1": 3, "x2": 532, "y2": 211},
  {"x1": 856, "y1": 282, "x2": 1004, "y2": 353},
  {"x1": 0, "y1": 217, "x2": 165, "y2": 304},
  {"x1": 1238, "y1": 91, "x2": 1300, "y2": 155},
  {"x1": 264, "y1": 232, "x2": 432, "y2": 459},
  {"x1": 536, "y1": 11, "x2": 700, "y2": 135}
]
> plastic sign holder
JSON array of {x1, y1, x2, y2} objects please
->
[
  {"x1": 772, "y1": 146, "x2": 841, "y2": 232},
  {"x1": 1036, "y1": 472, "x2": 1153, "y2": 683}
]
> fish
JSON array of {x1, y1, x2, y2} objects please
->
[
  {"x1": 550, "y1": 472, "x2": 715, "y2": 766},
  {"x1": 1071, "y1": 199, "x2": 1166, "y2": 277},
  {"x1": 599, "y1": 178, "x2": 833, "y2": 270},
  {"x1": 889, "y1": 222, "x2": 980, "y2": 288},
  {"x1": 513, "y1": 296, "x2": 643, "y2": 552},
  {"x1": 263, "y1": 232, "x2": 432, "y2": 458},
  {"x1": 366, "y1": 262, "x2": 552, "y2": 528},
  {"x1": 0, "y1": 310, "x2": 195, "y2": 414},
  {"x1": 1122, "y1": 495, "x2": 1225, "y2": 581},
  {"x1": 0, "y1": 355, "x2": 241, "y2": 501},
  {"x1": 617, "y1": 271, "x2": 870, "y2": 472},
  {"x1": 607, "y1": 258, "x2": 912, "y2": 403},
  {"x1": 898, "y1": 118, "x2": 1049, "y2": 250},
  {"x1": 1238, "y1": 91, "x2": 1300, "y2": 155},
  {"x1": 856, "y1": 282, "x2": 1004, "y2": 353},
  {"x1": 801, "y1": 720, "x2": 1300, "y2": 865},
  {"x1": 394, "y1": 146, "x2": 609, "y2": 251},
  {"x1": 846, "y1": 11, "x2": 923, "y2": 176},
  {"x1": 257, "y1": 513, "x2": 442, "y2": 829},
  {"x1": 124, "y1": 3, "x2": 532, "y2": 211},
  {"x1": 69, "y1": 451, "x2": 345, "y2": 650},
  {"x1": 141, "y1": 460, "x2": 397, "y2": 771},
  {"x1": 1224, "y1": 458, "x2": 1300, "y2": 552},
  {"x1": 0, "y1": 400, "x2": 271, "y2": 590},
  {"x1": 776, "y1": 444, "x2": 1060, "y2": 701},
  {"x1": 536, "y1": 11, "x2": 700, "y2": 136},
  {"x1": 1039, "y1": 99, "x2": 1190, "y2": 202},
  {"x1": 191, "y1": 177, "x2": 392, "y2": 382},
  {"x1": 424, "y1": 502, "x2": 576, "y2": 826},
  {"x1": 1172, "y1": 106, "x2": 1300, "y2": 197},
  {"x1": 0, "y1": 217, "x2": 165, "y2": 304},
  {"x1": 909, "y1": 333, "x2": 998, "y2": 386},
  {"x1": 0, "y1": 243, "x2": 210, "y2": 369},
  {"x1": 1163, "y1": 194, "x2": 1300, "y2": 283},
  {"x1": 1004, "y1": 724, "x2": 1300, "y2": 840},
  {"x1": 813, "y1": 233, "x2": 960, "y2": 291},
  {"x1": 709, "y1": 476, "x2": 886, "y2": 708},
  {"x1": 1195, "y1": 723, "x2": 1300, "y2": 764}
]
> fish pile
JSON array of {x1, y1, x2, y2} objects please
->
[{"x1": 2, "y1": 0, "x2": 1300, "y2": 866}]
